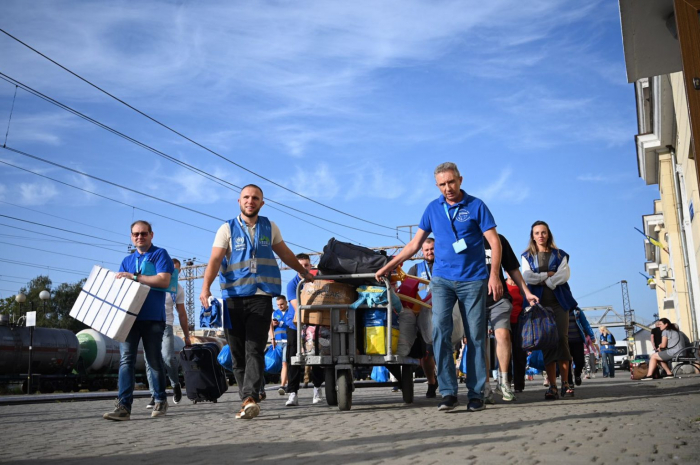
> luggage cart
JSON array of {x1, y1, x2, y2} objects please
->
[{"x1": 291, "y1": 273, "x2": 420, "y2": 411}]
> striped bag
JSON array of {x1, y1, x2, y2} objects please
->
[{"x1": 518, "y1": 303, "x2": 559, "y2": 351}]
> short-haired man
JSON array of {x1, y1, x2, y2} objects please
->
[
  {"x1": 284, "y1": 253, "x2": 325, "y2": 406},
  {"x1": 271, "y1": 295, "x2": 290, "y2": 390},
  {"x1": 103, "y1": 220, "x2": 174, "y2": 421},
  {"x1": 482, "y1": 234, "x2": 537, "y2": 403},
  {"x1": 145, "y1": 258, "x2": 191, "y2": 408},
  {"x1": 376, "y1": 162, "x2": 503, "y2": 413},
  {"x1": 200, "y1": 185, "x2": 314, "y2": 420},
  {"x1": 398, "y1": 238, "x2": 439, "y2": 398}
]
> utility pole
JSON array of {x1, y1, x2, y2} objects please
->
[
  {"x1": 621, "y1": 280, "x2": 635, "y2": 356},
  {"x1": 182, "y1": 258, "x2": 196, "y2": 332}
]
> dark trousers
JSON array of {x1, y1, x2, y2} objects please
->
[
  {"x1": 286, "y1": 328, "x2": 323, "y2": 393},
  {"x1": 567, "y1": 340, "x2": 585, "y2": 384},
  {"x1": 225, "y1": 295, "x2": 273, "y2": 402},
  {"x1": 509, "y1": 323, "x2": 527, "y2": 391}
]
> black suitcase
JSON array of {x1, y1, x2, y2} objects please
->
[
  {"x1": 180, "y1": 343, "x2": 228, "y2": 403},
  {"x1": 318, "y1": 238, "x2": 389, "y2": 285}
]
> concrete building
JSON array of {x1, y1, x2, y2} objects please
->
[{"x1": 619, "y1": 0, "x2": 700, "y2": 340}]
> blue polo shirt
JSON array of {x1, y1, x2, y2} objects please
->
[
  {"x1": 418, "y1": 190, "x2": 496, "y2": 281},
  {"x1": 119, "y1": 245, "x2": 174, "y2": 321},
  {"x1": 284, "y1": 274, "x2": 302, "y2": 330}
]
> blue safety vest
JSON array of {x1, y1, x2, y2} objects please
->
[
  {"x1": 219, "y1": 216, "x2": 282, "y2": 298},
  {"x1": 522, "y1": 248, "x2": 577, "y2": 311}
]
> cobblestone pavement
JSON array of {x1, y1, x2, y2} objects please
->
[{"x1": 1, "y1": 374, "x2": 699, "y2": 464}]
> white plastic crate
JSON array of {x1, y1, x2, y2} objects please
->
[{"x1": 70, "y1": 265, "x2": 150, "y2": 342}]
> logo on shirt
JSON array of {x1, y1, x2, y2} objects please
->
[
  {"x1": 456, "y1": 210, "x2": 470, "y2": 222},
  {"x1": 259, "y1": 234, "x2": 271, "y2": 247},
  {"x1": 234, "y1": 236, "x2": 246, "y2": 251}
]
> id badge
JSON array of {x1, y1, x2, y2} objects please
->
[
  {"x1": 250, "y1": 259, "x2": 257, "y2": 273},
  {"x1": 452, "y1": 238, "x2": 467, "y2": 254}
]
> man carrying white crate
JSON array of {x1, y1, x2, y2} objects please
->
[
  {"x1": 103, "y1": 220, "x2": 174, "y2": 421},
  {"x1": 200, "y1": 184, "x2": 315, "y2": 420}
]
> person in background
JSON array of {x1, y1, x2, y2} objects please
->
[
  {"x1": 145, "y1": 258, "x2": 191, "y2": 409},
  {"x1": 599, "y1": 326, "x2": 616, "y2": 378},
  {"x1": 506, "y1": 274, "x2": 527, "y2": 393},
  {"x1": 566, "y1": 307, "x2": 594, "y2": 394},
  {"x1": 271, "y1": 296, "x2": 290, "y2": 392},
  {"x1": 521, "y1": 220, "x2": 577, "y2": 400},
  {"x1": 641, "y1": 318, "x2": 686, "y2": 380}
]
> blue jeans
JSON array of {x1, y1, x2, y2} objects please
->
[
  {"x1": 118, "y1": 320, "x2": 167, "y2": 410},
  {"x1": 146, "y1": 324, "x2": 180, "y2": 395},
  {"x1": 431, "y1": 276, "x2": 487, "y2": 400},
  {"x1": 602, "y1": 352, "x2": 615, "y2": 377}
]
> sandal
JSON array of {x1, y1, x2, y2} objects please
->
[
  {"x1": 544, "y1": 386, "x2": 559, "y2": 400},
  {"x1": 563, "y1": 383, "x2": 574, "y2": 397}
]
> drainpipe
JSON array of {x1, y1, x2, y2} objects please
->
[{"x1": 669, "y1": 146, "x2": 700, "y2": 340}]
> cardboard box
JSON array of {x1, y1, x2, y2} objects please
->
[
  {"x1": 300, "y1": 308, "x2": 347, "y2": 326},
  {"x1": 70, "y1": 265, "x2": 150, "y2": 342},
  {"x1": 300, "y1": 280, "x2": 357, "y2": 306}
]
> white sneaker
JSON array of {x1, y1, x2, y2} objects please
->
[
  {"x1": 312, "y1": 387, "x2": 323, "y2": 404},
  {"x1": 285, "y1": 392, "x2": 299, "y2": 407}
]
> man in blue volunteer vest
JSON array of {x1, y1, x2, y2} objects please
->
[
  {"x1": 270, "y1": 295, "x2": 290, "y2": 390},
  {"x1": 103, "y1": 220, "x2": 174, "y2": 421},
  {"x1": 376, "y1": 162, "x2": 503, "y2": 413},
  {"x1": 200, "y1": 184, "x2": 315, "y2": 420}
]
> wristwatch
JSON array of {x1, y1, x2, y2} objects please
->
[{"x1": 132, "y1": 273, "x2": 139, "y2": 282}]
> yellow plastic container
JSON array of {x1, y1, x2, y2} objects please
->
[{"x1": 364, "y1": 326, "x2": 399, "y2": 355}]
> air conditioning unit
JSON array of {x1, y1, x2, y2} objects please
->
[{"x1": 659, "y1": 264, "x2": 669, "y2": 278}]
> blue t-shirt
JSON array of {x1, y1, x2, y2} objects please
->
[
  {"x1": 418, "y1": 190, "x2": 496, "y2": 281},
  {"x1": 119, "y1": 245, "x2": 174, "y2": 321},
  {"x1": 284, "y1": 274, "x2": 302, "y2": 330}
]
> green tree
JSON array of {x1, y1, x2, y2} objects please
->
[{"x1": 0, "y1": 275, "x2": 87, "y2": 332}]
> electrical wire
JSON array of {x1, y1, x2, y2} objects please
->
[
  {"x1": 0, "y1": 148, "x2": 316, "y2": 252},
  {"x1": 0, "y1": 222, "x2": 127, "y2": 254},
  {"x1": 0, "y1": 240, "x2": 121, "y2": 266},
  {"x1": 0, "y1": 28, "x2": 401, "y2": 232},
  {"x1": 577, "y1": 281, "x2": 621, "y2": 301},
  {"x1": 0, "y1": 72, "x2": 397, "y2": 240},
  {"x1": 0, "y1": 258, "x2": 88, "y2": 276}
]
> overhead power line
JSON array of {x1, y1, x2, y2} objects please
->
[
  {"x1": 0, "y1": 221, "x2": 126, "y2": 254},
  {"x1": 0, "y1": 240, "x2": 121, "y2": 266},
  {"x1": 0, "y1": 72, "x2": 396, "y2": 241},
  {"x1": 0, "y1": 28, "x2": 401, "y2": 232},
  {"x1": 0, "y1": 258, "x2": 88, "y2": 276},
  {"x1": 0, "y1": 147, "x2": 316, "y2": 252},
  {"x1": 577, "y1": 281, "x2": 621, "y2": 301}
]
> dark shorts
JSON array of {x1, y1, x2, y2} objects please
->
[{"x1": 658, "y1": 350, "x2": 675, "y2": 362}]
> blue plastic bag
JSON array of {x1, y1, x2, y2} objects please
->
[
  {"x1": 527, "y1": 350, "x2": 545, "y2": 372},
  {"x1": 370, "y1": 366, "x2": 390, "y2": 382},
  {"x1": 264, "y1": 344, "x2": 283, "y2": 374},
  {"x1": 217, "y1": 344, "x2": 234, "y2": 372},
  {"x1": 460, "y1": 345, "x2": 468, "y2": 375},
  {"x1": 200, "y1": 298, "x2": 223, "y2": 328}
]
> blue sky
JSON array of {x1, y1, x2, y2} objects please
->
[{"x1": 0, "y1": 0, "x2": 659, "y2": 334}]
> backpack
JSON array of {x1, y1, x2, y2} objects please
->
[
  {"x1": 518, "y1": 303, "x2": 559, "y2": 351},
  {"x1": 318, "y1": 238, "x2": 389, "y2": 283},
  {"x1": 609, "y1": 333, "x2": 616, "y2": 345}
]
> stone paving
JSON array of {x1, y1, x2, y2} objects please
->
[{"x1": 1, "y1": 374, "x2": 699, "y2": 464}]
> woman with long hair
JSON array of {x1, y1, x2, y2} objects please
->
[
  {"x1": 599, "y1": 326, "x2": 616, "y2": 378},
  {"x1": 641, "y1": 318, "x2": 685, "y2": 380},
  {"x1": 521, "y1": 221, "x2": 577, "y2": 400}
]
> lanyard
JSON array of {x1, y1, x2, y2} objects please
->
[
  {"x1": 443, "y1": 202, "x2": 461, "y2": 240},
  {"x1": 423, "y1": 261, "x2": 432, "y2": 280},
  {"x1": 135, "y1": 252, "x2": 149, "y2": 274},
  {"x1": 237, "y1": 215, "x2": 259, "y2": 258}
]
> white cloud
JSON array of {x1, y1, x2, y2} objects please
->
[
  {"x1": 18, "y1": 181, "x2": 58, "y2": 205},
  {"x1": 472, "y1": 167, "x2": 530, "y2": 204},
  {"x1": 577, "y1": 172, "x2": 631, "y2": 183}
]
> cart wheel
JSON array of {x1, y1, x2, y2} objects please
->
[
  {"x1": 324, "y1": 367, "x2": 338, "y2": 406},
  {"x1": 401, "y1": 365, "x2": 414, "y2": 404},
  {"x1": 337, "y1": 369, "x2": 352, "y2": 411}
]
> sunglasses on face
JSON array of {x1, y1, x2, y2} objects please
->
[{"x1": 131, "y1": 232, "x2": 150, "y2": 237}]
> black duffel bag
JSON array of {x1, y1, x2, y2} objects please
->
[{"x1": 318, "y1": 238, "x2": 389, "y2": 284}]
